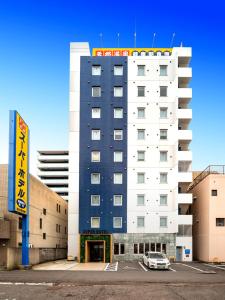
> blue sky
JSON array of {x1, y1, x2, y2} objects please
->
[{"x1": 0, "y1": 0, "x2": 225, "y2": 174}]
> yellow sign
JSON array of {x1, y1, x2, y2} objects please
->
[
  {"x1": 15, "y1": 112, "x2": 29, "y2": 215},
  {"x1": 92, "y1": 48, "x2": 172, "y2": 56}
]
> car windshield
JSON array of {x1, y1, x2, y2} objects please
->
[{"x1": 149, "y1": 253, "x2": 165, "y2": 259}]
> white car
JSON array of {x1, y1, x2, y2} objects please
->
[{"x1": 142, "y1": 251, "x2": 170, "y2": 270}]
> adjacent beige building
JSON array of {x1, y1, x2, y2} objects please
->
[
  {"x1": 190, "y1": 165, "x2": 225, "y2": 262},
  {"x1": 0, "y1": 164, "x2": 68, "y2": 269}
]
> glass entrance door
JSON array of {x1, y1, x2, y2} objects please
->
[{"x1": 88, "y1": 241, "x2": 104, "y2": 262}]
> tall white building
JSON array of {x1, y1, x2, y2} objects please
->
[
  {"x1": 37, "y1": 150, "x2": 69, "y2": 201},
  {"x1": 68, "y1": 43, "x2": 192, "y2": 263}
]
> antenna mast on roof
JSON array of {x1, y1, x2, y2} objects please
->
[
  {"x1": 117, "y1": 33, "x2": 120, "y2": 48},
  {"x1": 99, "y1": 33, "x2": 103, "y2": 47},
  {"x1": 134, "y1": 18, "x2": 137, "y2": 48},
  {"x1": 152, "y1": 33, "x2": 156, "y2": 48},
  {"x1": 170, "y1": 32, "x2": 176, "y2": 47}
]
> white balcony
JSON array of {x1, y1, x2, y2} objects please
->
[
  {"x1": 178, "y1": 215, "x2": 193, "y2": 225},
  {"x1": 178, "y1": 130, "x2": 192, "y2": 141},
  {"x1": 37, "y1": 171, "x2": 69, "y2": 177},
  {"x1": 178, "y1": 151, "x2": 192, "y2": 161},
  {"x1": 41, "y1": 179, "x2": 68, "y2": 185},
  {"x1": 178, "y1": 88, "x2": 192, "y2": 99},
  {"x1": 51, "y1": 187, "x2": 69, "y2": 193},
  {"x1": 38, "y1": 163, "x2": 69, "y2": 169},
  {"x1": 38, "y1": 155, "x2": 68, "y2": 161},
  {"x1": 178, "y1": 172, "x2": 192, "y2": 183},
  {"x1": 178, "y1": 67, "x2": 192, "y2": 78},
  {"x1": 177, "y1": 109, "x2": 192, "y2": 120},
  {"x1": 178, "y1": 193, "x2": 192, "y2": 204}
]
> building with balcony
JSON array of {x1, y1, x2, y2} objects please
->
[
  {"x1": 68, "y1": 43, "x2": 193, "y2": 263},
  {"x1": 189, "y1": 165, "x2": 225, "y2": 262},
  {"x1": 37, "y1": 150, "x2": 69, "y2": 201}
]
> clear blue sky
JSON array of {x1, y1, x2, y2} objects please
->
[{"x1": 0, "y1": 0, "x2": 225, "y2": 174}]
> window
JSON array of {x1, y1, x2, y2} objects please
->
[
  {"x1": 91, "y1": 217, "x2": 100, "y2": 228},
  {"x1": 113, "y1": 217, "x2": 122, "y2": 228},
  {"x1": 137, "y1": 129, "x2": 145, "y2": 140},
  {"x1": 114, "y1": 195, "x2": 123, "y2": 206},
  {"x1": 91, "y1": 195, "x2": 100, "y2": 206},
  {"x1": 56, "y1": 224, "x2": 58, "y2": 233},
  {"x1": 156, "y1": 243, "x2": 161, "y2": 252},
  {"x1": 59, "y1": 205, "x2": 61, "y2": 213},
  {"x1": 56, "y1": 203, "x2": 58, "y2": 212},
  {"x1": 137, "y1": 86, "x2": 145, "y2": 97},
  {"x1": 160, "y1": 86, "x2": 167, "y2": 97},
  {"x1": 114, "y1": 130, "x2": 123, "y2": 140},
  {"x1": 114, "y1": 243, "x2": 125, "y2": 255},
  {"x1": 43, "y1": 233, "x2": 46, "y2": 239},
  {"x1": 114, "y1": 108, "x2": 123, "y2": 119},
  {"x1": 40, "y1": 218, "x2": 42, "y2": 229},
  {"x1": 145, "y1": 243, "x2": 149, "y2": 252},
  {"x1": 114, "y1": 151, "x2": 123, "y2": 162},
  {"x1": 162, "y1": 243, "x2": 167, "y2": 254},
  {"x1": 160, "y1": 65, "x2": 168, "y2": 76},
  {"x1": 18, "y1": 217, "x2": 22, "y2": 230},
  {"x1": 91, "y1": 173, "x2": 100, "y2": 184},
  {"x1": 160, "y1": 107, "x2": 168, "y2": 119},
  {"x1": 92, "y1": 86, "x2": 101, "y2": 97},
  {"x1": 91, "y1": 129, "x2": 101, "y2": 140},
  {"x1": 137, "y1": 216, "x2": 145, "y2": 227},
  {"x1": 91, "y1": 151, "x2": 100, "y2": 162},
  {"x1": 134, "y1": 243, "x2": 138, "y2": 254},
  {"x1": 114, "y1": 87, "x2": 123, "y2": 97},
  {"x1": 216, "y1": 218, "x2": 225, "y2": 226},
  {"x1": 114, "y1": 173, "x2": 123, "y2": 184},
  {"x1": 114, "y1": 65, "x2": 123, "y2": 76},
  {"x1": 160, "y1": 194, "x2": 168, "y2": 206},
  {"x1": 43, "y1": 208, "x2": 46, "y2": 215},
  {"x1": 137, "y1": 194, "x2": 145, "y2": 206},
  {"x1": 212, "y1": 190, "x2": 218, "y2": 196},
  {"x1": 137, "y1": 65, "x2": 145, "y2": 76},
  {"x1": 151, "y1": 243, "x2": 155, "y2": 251},
  {"x1": 160, "y1": 151, "x2": 168, "y2": 162},
  {"x1": 137, "y1": 107, "x2": 145, "y2": 119},
  {"x1": 137, "y1": 172, "x2": 145, "y2": 184},
  {"x1": 160, "y1": 172, "x2": 168, "y2": 184},
  {"x1": 92, "y1": 65, "x2": 101, "y2": 76},
  {"x1": 160, "y1": 129, "x2": 168, "y2": 140},
  {"x1": 139, "y1": 243, "x2": 144, "y2": 254},
  {"x1": 160, "y1": 216, "x2": 168, "y2": 227},
  {"x1": 92, "y1": 108, "x2": 101, "y2": 118},
  {"x1": 137, "y1": 151, "x2": 145, "y2": 161}
]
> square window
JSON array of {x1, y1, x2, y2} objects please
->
[
  {"x1": 114, "y1": 87, "x2": 123, "y2": 97},
  {"x1": 114, "y1": 151, "x2": 123, "y2": 162},
  {"x1": 160, "y1": 86, "x2": 167, "y2": 97},
  {"x1": 137, "y1": 216, "x2": 145, "y2": 227},
  {"x1": 91, "y1": 129, "x2": 101, "y2": 140},
  {"x1": 160, "y1": 129, "x2": 168, "y2": 140},
  {"x1": 160, "y1": 107, "x2": 168, "y2": 119},
  {"x1": 114, "y1": 195, "x2": 123, "y2": 206},
  {"x1": 137, "y1": 129, "x2": 145, "y2": 140},
  {"x1": 92, "y1": 65, "x2": 101, "y2": 76},
  {"x1": 160, "y1": 172, "x2": 168, "y2": 184},
  {"x1": 160, "y1": 194, "x2": 168, "y2": 206},
  {"x1": 91, "y1": 217, "x2": 100, "y2": 228},
  {"x1": 137, "y1": 86, "x2": 145, "y2": 97},
  {"x1": 212, "y1": 190, "x2": 218, "y2": 196},
  {"x1": 91, "y1": 173, "x2": 100, "y2": 184},
  {"x1": 160, "y1": 151, "x2": 168, "y2": 162},
  {"x1": 160, "y1": 216, "x2": 168, "y2": 227},
  {"x1": 114, "y1": 173, "x2": 123, "y2": 184},
  {"x1": 137, "y1": 65, "x2": 145, "y2": 76},
  {"x1": 92, "y1": 86, "x2": 101, "y2": 97},
  {"x1": 91, "y1": 195, "x2": 100, "y2": 206},
  {"x1": 137, "y1": 107, "x2": 145, "y2": 119},
  {"x1": 43, "y1": 233, "x2": 46, "y2": 239},
  {"x1": 137, "y1": 151, "x2": 145, "y2": 161},
  {"x1": 137, "y1": 172, "x2": 145, "y2": 184},
  {"x1": 160, "y1": 65, "x2": 168, "y2": 76},
  {"x1": 137, "y1": 194, "x2": 145, "y2": 206},
  {"x1": 114, "y1": 65, "x2": 123, "y2": 76},
  {"x1": 114, "y1": 243, "x2": 119, "y2": 255},
  {"x1": 114, "y1": 130, "x2": 123, "y2": 140},
  {"x1": 113, "y1": 217, "x2": 122, "y2": 228},
  {"x1": 114, "y1": 108, "x2": 123, "y2": 119},
  {"x1": 91, "y1": 151, "x2": 100, "y2": 162},
  {"x1": 92, "y1": 108, "x2": 101, "y2": 118},
  {"x1": 216, "y1": 218, "x2": 225, "y2": 226}
]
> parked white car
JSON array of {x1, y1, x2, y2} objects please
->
[{"x1": 142, "y1": 251, "x2": 170, "y2": 270}]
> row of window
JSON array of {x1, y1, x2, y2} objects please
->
[
  {"x1": 91, "y1": 150, "x2": 168, "y2": 163},
  {"x1": 92, "y1": 107, "x2": 168, "y2": 119},
  {"x1": 90, "y1": 194, "x2": 168, "y2": 207},
  {"x1": 91, "y1": 129, "x2": 168, "y2": 140},
  {"x1": 90, "y1": 172, "x2": 168, "y2": 185},
  {"x1": 92, "y1": 65, "x2": 168, "y2": 77},
  {"x1": 113, "y1": 242, "x2": 167, "y2": 255},
  {"x1": 92, "y1": 85, "x2": 168, "y2": 97},
  {"x1": 90, "y1": 216, "x2": 168, "y2": 229}
]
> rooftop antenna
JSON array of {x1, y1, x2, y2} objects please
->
[
  {"x1": 134, "y1": 18, "x2": 137, "y2": 48},
  {"x1": 117, "y1": 33, "x2": 120, "y2": 48},
  {"x1": 152, "y1": 32, "x2": 156, "y2": 48},
  {"x1": 99, "y1": 33, "x2": 103, "y2": 47},
  {"x1": 170, "y1": 32, "x2": 176, "y2": 47},
  {"x1": 180, "y1": 41, "x2": 183, "y2": 47}
]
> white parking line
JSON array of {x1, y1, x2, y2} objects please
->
[
  {"x1": 175, "y1": 263, "x2": 207, "y2": 273},
  {"x1": 138, "y1": 262, "x2": 148, "y2": 272},
  {"x1": 169, "y1": 267, "x2": 177, "y2": 272},
  {"x1": 0, "y1": 282, "x2": 53, "y2": 286},
  {"x1": 204, "y1": 264, "x2": 225, "y2": 271}
]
